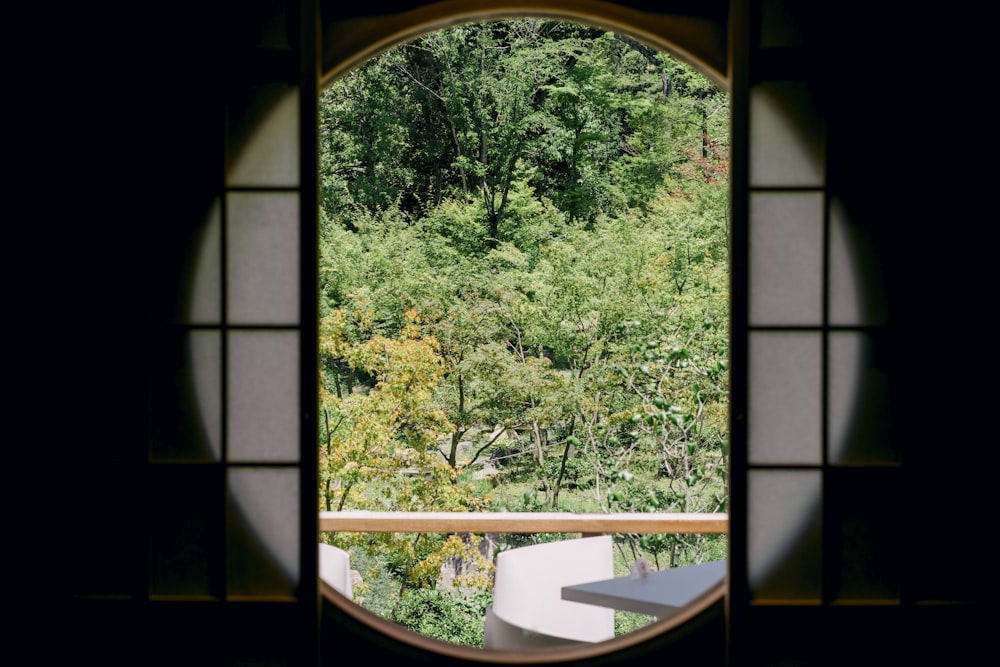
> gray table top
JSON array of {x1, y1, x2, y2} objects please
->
[{"x1": 560, "y1": 559, "x2": 726, "y2": 619}]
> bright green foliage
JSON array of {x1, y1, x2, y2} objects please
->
[
  {"x1": 319, "y1": 308, "x2": 492, "y2": 603},
  {"x1": 318, "y1": 18, "x2": 729, "y2": 637},
  {"x1": 392, "y1": 588, "x2": 493, "y2": 647}
]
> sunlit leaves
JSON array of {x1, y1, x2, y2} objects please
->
[{"x1": 319, "y1": 17, "x2": 730, "y2": 599}]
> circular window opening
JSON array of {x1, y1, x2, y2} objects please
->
[{"x1": 316, "y1": 9, "x2": 730, "y2": 662}]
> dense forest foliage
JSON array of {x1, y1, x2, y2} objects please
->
[{"x1": 317, "y1": 19, "x2": 729, "y2": 644}]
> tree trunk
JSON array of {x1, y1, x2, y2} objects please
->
[{"x1": 551, "y1": 437, "x2": 573, "y2": 508}]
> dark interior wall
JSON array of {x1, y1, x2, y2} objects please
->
[
  {"x1": 63, "y1": 1, "x2": 987, "y2": 665},
  {"x1": 734, "y1": 2, "x2": 991, "y2": 662}
]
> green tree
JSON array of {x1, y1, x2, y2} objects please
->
[
  {"x1": 319, "y1": 308, "x2": 493, "y2": 612},
  {"x1": 318, "y1": 18, "x2": 731, "y2": 630}
]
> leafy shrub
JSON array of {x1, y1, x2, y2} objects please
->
[
  {"x1": 391, "y1": 588, "x2": 492, "y2": 647},
  {"x1": 542, "y1": 453, "x2": 597, "y2": 490}
]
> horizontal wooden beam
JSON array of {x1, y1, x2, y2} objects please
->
[{"x1": 319, "y1": 511, "x2": 727, "y2": 534}]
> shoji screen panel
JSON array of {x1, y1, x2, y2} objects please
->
[
  {"x1": 730, "y1": 0, "x2": 900, "y2": 662},
  {"x1": 144, "y1": 0, "x2": 320, "y2": 662}
]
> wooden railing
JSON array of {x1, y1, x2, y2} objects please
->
[{"x1": 319, "y1": 511, "x2": 728, "y2": 535}]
